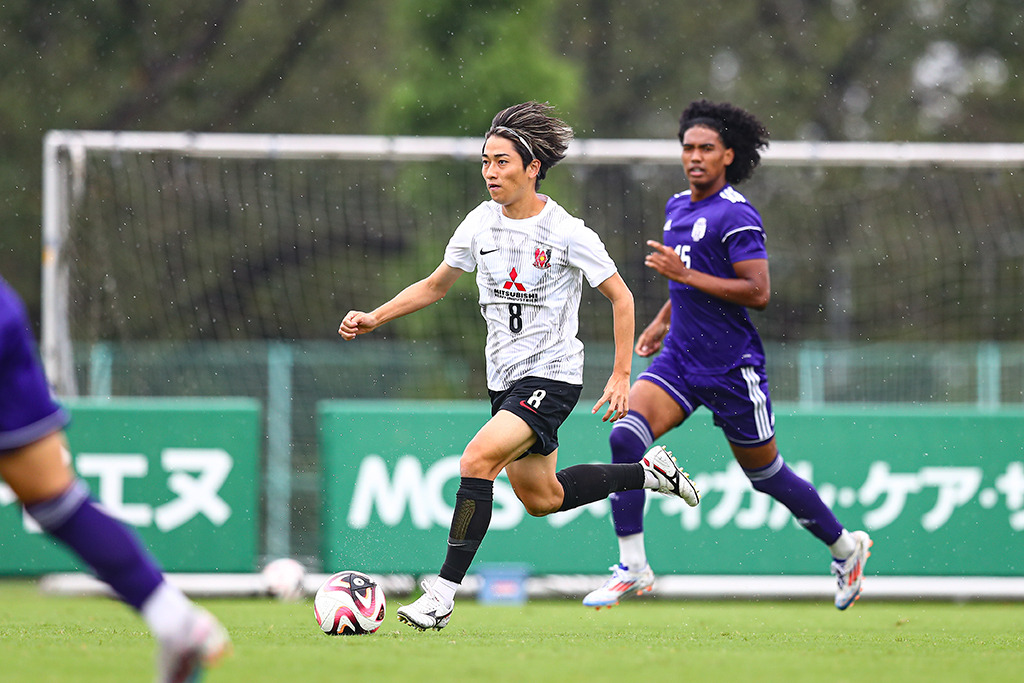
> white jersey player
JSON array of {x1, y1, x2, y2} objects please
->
[{"x1": 340, "y1": 101, "x2": 699, "y2": 632}]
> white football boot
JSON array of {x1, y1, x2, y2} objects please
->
[
  {"x1": 155, "y1": 607, "x2": 231, "y2": 683},
  {"x1": 396, "y1": 580, "x2": 454, "y2": 631},
  {"x1": 831, "y1": 530, "x2": 873, "y2": 610},
  {"x1": 642, "y1": 445, "x2": 700, "y2": 506},
  {"x1": 582, "y1": 563, "x2": 656, "y2": 609}
]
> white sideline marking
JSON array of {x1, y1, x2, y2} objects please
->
[{"x1": 34, "y1": 572, "x2": 1024, "y2": 602}]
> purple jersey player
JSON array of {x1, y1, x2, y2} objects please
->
[
  {"x1": 0, "y1": 275, "x2": 229, "y2": 682},
  {"x1": 583, "y1": 100, "x2": 873, "y2": 611}
]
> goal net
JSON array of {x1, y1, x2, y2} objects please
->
[
  {"x1": 40, "y1": 131, "x2": 1024, "y2": 560},
  {"x1": 43, "y1": 132, "x2": 1024, "y2": 404}
]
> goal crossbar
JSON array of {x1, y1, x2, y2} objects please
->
[{"x1": 44, "y1": 129, "x2": 1024, "y2": 166}]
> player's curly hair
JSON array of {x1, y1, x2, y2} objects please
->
[
  {"x1": 485, "y1": 101, "x2": 574, "y2": 189},
  {"x1": 678, "y1": 100, "x2": 769, "y2": 185}
]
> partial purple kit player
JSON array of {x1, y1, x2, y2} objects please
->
[
  {"x1": 1, "y1": 274, "x2": 230, "y2": 681},
  {"x1": 0, "y1": 275, "x2": 163, "y2": 609}
]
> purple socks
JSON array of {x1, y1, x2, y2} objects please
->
[
  {"x1": 609, "y1": 409, "x2": 843, "y2": 547},
  {"x1": 743, "y1": 455, "x2": 843, "y2": 544},
  {"x1": 608, "y1": 412, "x2": 655, "y2": 537},
  {"x1": 25, "y1": 480, "x2": 164, "y2": 610}
]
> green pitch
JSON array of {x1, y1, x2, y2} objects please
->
[{"x1": 1, "y1": 580, "x2": 1022, "y2": 683}]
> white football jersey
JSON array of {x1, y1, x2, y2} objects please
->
[{"x1": 444, "y1": 196, "x2": 617, "y2": 391}]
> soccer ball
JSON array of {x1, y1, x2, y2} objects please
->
[
  {"x1": 261, "y1": 558, "x2": 307, "y2": 602},
  {"x1": 314, "y1": 570, "x2": 386, "y2": 635}
]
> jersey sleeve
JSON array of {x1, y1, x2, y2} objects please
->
[
  {"x1": 723, "y1": 204, "x2": 768, "y2": 263},
  {"x1": 568, "y1": 220, "x2": 618, "y2": 287},
  {"x1": 443, "y1": 204, "x2": 485, "y2": 273}
]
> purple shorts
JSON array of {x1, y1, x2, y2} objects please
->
[
  {"x1": 0, "y1": 277, "x2": 69, "y2": 453},
  {"x1": 639, "y1": 350, "x2": 775, "y2": 447}
]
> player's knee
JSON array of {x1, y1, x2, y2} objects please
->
[
  {"x1": 459, "y1": 446, "x2": 500, "y2": 480},
  {"x1": 519, "y1": 491, "x2": 560, "y2": 517},
  {"x1": 522, "y1": 500, "x2": 558, "y2": 517}
]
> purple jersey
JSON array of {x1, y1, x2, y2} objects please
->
[
  {"x1": 0, "y1": 276, "x2": 69, "y2": 451},
  {"x1": 660, "y1": 185, "x2": 767, "y2": 374}
]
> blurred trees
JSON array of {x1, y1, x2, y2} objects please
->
[
  {"x1": 554, "y1": 0, "x2": 1023, "y2": 141},
  {"x1": 2, "y1": 0, "x2": 1022, "y2": 323},
  {"x1": 376, "y1": 0, "x2": 582, "y2": 134}
]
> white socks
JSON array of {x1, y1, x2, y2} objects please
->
[
  {"x1": 642, "y1": 471, "x2": 660, "y2": 489},
  {"x1": 431, "y1": 577, "x2": 459, "y2": 607},
  {"x1": 829, "y1": 529, "x2": 857, "y2": 560},
  {"x1": 618, "y1": 532, "x2": 647, "y2": 572},
  {"x1": 141, "y1": 580, "x2": 195, "y2": 645}
]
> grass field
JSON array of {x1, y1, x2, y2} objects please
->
[{"x1": 1, "y1": 579, "x2": 1022, "y2": 683}]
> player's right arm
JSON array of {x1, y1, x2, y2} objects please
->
[
  {"x1": 635, "y1": 299, "x2": 672, "y2": 357},
  {"x1": 339, "y1": 262, "x2": 464, "y2": 340},
  {"x1": 645, "y1": 240, "x2": 770, "y2": 311}
]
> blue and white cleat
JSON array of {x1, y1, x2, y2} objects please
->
[
  {"x1": 832, "y1": 530, "x2": 873, "y2": 610},
  {"x1": 582, "y1": 563, "x2": 656, "y2": 609}
]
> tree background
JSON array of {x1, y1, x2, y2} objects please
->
[{"x1": 2, "y1": 0, "x2": 1022, "y2": 326}]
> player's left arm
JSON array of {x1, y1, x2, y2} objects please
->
[
  {"x1": 645, "y1": 240, "x2": 770, "y2": 310},
  {"x1": 729, "y1": 258, "x2": 771, "y2": 310},
  {"x1": 592, "y1": 272, "x2": 634, "y2": 422}
]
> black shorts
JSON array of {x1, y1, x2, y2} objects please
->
[{"x1": 488, "y1": 376, "x2": 582, "y2": 456}]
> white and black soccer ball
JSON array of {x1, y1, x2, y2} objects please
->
[
  {"x1": 261, "y1": 558, "x2": 307, "y2": 602},
  {"x1": 314, "y1": 570, "x2": 386, "y2": 635}
]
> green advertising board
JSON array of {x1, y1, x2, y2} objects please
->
[
  {"x1": 0, "y1": 398, "x2": 260, "y2": 574},
  {"x1": 320, "y1": 401, "x2": 1024, "y2": 576}
]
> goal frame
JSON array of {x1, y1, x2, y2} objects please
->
[{"x1": 41, "y1": 129, "x2": 1024, "y2": 397}]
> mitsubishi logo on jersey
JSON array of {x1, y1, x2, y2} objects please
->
[
  {"x1": 503, "y1": 268, "x2": 527, "y2": 292},
  {"x1": 494, "y1": 267, "x2": 538, "y2": 301}
]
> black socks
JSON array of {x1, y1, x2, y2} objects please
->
[
  {"x1": 439, "y1": 477, "x2": 493, "y2": 583},
  {"x1": 556, "y1": 462, "x2": 645, "y2": 512},
  {"x1": 437, "y1": 463, "x2": 646, "y2": 583}
]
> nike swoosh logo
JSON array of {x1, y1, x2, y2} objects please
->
[
  {"x1": 519, "y1": 400, "x2": 538, "y2": 414},
  {"x1": 479, "y1": 248, "x2": 499, "y2": 255}
]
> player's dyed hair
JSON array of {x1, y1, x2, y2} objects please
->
[
  {"x1": 485, "y1": 101, "x2": 573, "y2": 189},
  {"x1": 678, "y1": 100, "x2": 769, "y2": 185}
]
